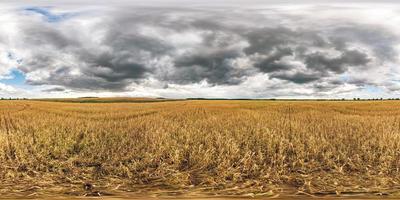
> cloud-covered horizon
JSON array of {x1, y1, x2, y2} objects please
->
[{"x1": 1, "y1": 1, "x2": 400, "y2": 98}]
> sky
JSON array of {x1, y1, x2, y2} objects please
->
[{"x1": 1, "y1": 1, "x2": 400, "y2": 99}]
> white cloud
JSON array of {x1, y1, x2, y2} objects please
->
[{"x1": 0, "y1": 83, "x2": 17, "y2": 94}]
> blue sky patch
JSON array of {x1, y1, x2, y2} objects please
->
[
  {"x1": 24, "y1": 7, "x2": 75, "y2": 23},
  {"x1": 0, "y1": 69, "x2": 26, "y2": 86},
  {"x1": 364, "y1": 85, "x2": 384, "y2": 95},
  {"x1": 339, "y1": 74, "x2": 350, "y2": 82}
]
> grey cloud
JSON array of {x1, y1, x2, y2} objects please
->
[
  {"x1": 172, "y1": 49, "x2": 244, "y2": 85},
  {"x1": 270, "y1": 72, "x2": 320, "y2": 84},
  {"x1": 346, "y1": 77, "x2": 377, "y2": 87},
  {"x1": 80, "y1": 52, "x2": 149, "y2": 82},
  {"x1": 244, "y1": 27, "x2": 327, "y2": 55},
  {"x1": 26, "y1": 65, "x2": 136, "y2": 91},
  {"x1": 305, "y1": 49, "x2": 370, "y2": 74},
  {"x1": 19, "y1": 11, "x2": 174, "y2": 91},
  {"x1": 243, "y1": 26, "x2": 373, "y2": 83},
  {"x1": 41, "y1": 87, "x2": 66, "y2": 92},
  {"x1": 19, "y1": 54, "x2": 55, "y2": 72},
  {"x1": 332, "y1": 25, "x2": 398, "y2": 61},
  {"x1": 386, "y1": 83, "x2": 400, "y2": 92},
  {"x1": 253, "y1": 47, "x2": 294, "y2": 73},
  {"x1": 22, "y1": 26, "x2": 76, "y2": 49}
]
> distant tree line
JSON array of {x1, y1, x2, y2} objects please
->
[
  {"x1": 0, "y1": 98, "x2": 28, "y2": 100},
  {"x1": 351, "y1": 98, "x2": 400, "y2": 101}
]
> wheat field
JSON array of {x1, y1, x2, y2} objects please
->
[{"x1": 0, "y1": 100, "x2": 400, "y2": 198}]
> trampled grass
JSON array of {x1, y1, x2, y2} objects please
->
[{"x1": 0, "y1": 100, "x2": 400, "y2": 198}]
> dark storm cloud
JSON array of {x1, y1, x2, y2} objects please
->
[
  {"x1": 243, "y1": 27, "x2": 327, "y2": 55},
  {"x1": 305, "y1": 49, "x2": 370, "y2": 74},
  {"x1": 346, "y1": 77, "x2": 377, "y2": 87},
  {"x1": 79, "y1": 52, "x2": 149, "y2": 82},
  {"x1": 172, "y1": 50, "x2": 244, "y2": 85},
  {"x1": 41, "y1": 87, "x2": 65, "y2": 92},
  {"x1": 19, "y1": 10, "x2": 174, "y2": 91},
  {"x1": 253, "y1": 47, "x2": 294, "y2": 73},
  {"x1": 240, "y1": 26, "x2": 376, "y2": 83},
  {"x1": 332, "y1": 25, "x2": 399, "y2": 61},
  {"x1": 270, "y1": 72, "x2": 320, "y2": 84},
  {"x1": 10, "y1": 6, "x2": 399, "y2": 93},
  {"x1": 25, "y1": 63, "x2": 139, "y2": 91}
]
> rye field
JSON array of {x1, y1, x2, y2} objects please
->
[{"x1": 0, "y1": 100, "x2": 400, "y2": 198}]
